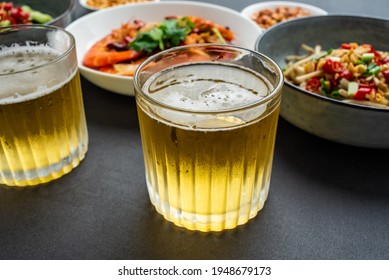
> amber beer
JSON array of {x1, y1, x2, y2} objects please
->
[
  {"x1": 135, "y1": 45, "x2": 283, "y2": 232},
  {"x1": 0, "y1": 26, "x2": 88, "y2": 186}
]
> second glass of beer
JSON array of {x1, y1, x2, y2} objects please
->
[
  {"x1": 134, "y1": 44, "x2": 283, "y2": 232},
  {"x1": 0, "y1": 25, "x2": 88, "y2": 187}
]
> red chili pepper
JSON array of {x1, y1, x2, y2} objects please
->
[
  {"x1": 8, "y1": 16, "x2": 15, "y2": 24},
  {"x1": 322, "y1": 59, "x2": 343, "y2": 74},
  {"x1": 133, "y1": 19, "x2": 146, "y2": 29},
  {"x1": 353, "y1": 88, "x2": 372, "y2": 100},
  {"x1": 305, "y1": 77, "x2": 321, "y2": 93},
  {"x1": 4, "y1": 2, "x2": 13, "y2": 11},
  {"x1": 376, "y1": 56, "x2": 389, "y2": 66},
  {"x1": 330, "y1": 78, "x2": 338, "y2": 87},
  {"x1": 341, "y1": 43, "x2": 352, "y2": 49},
  {"x1": 164, "y1": 16, "x2": 178, "y2": 20},
  {"x1": 358, "y1": 79, "x2": 375, "y2": 89},
  {"x1": 339, "y1": 70, "x2": 353, "y2": 80},
  {"x1": 383, "y1": 70, "x2": 389, "y2": 83}
]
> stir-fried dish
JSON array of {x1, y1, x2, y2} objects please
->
[
  {"x1": 0, "y1": 1, "x2": 52, "y2": 26},
  {"x1": 83, "y1": 16, "x2": 234, "y2": 76},
  {"x1": 284, "y1": 43, "x2": 389, "y2": 107}
]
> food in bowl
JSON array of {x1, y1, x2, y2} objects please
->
[
  {"x1": 241, "y1": 1, "x2": 326, "y2": 30},
  {"x1": 284, "y1": 42, "x2": 389, "y2": 108},
  {"x1": 83, "y1": 16, "x2": 234, "y2": 76},
  {"x1": 0, "y1": 1, "x2": 52, "y2": 26},
  {"x1": 85, "y1": 0, "x2": 155, "y2": 9},
  {"x1": 250, "y1": 5, "x2": 310, "y2": 29},
  {"x1": 66, "y1": 1, "x2": 262, "y2": 95},
  {"x1": 255, "y1": 15, "x2": 389, "y2": 148}
]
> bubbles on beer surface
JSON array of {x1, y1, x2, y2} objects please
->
[
  {"x1": 145, "y1": 63, "x2": 271, "y2": 112},
  {"x1": 0, "y1": 45, "x2": 58, "y2": 74},
  {"x1": 141, "y1": 63, "x2": 273, "y2": 129},
  {"x1": 0, "y1": 45, "x2": 71, "y2": 104}
]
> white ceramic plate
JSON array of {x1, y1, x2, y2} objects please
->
[
  {"x1": 67, "y1": 1, "x2": 262, "y2": 96},
  {"x1": 241, "y1": 1, "x2": 327, "y2": 31},
  {"x1": 79, "y1": 0, "x2": 159, "y2": 11}
]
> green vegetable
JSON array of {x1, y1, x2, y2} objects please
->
[
  {"x1": 0, "y1": 19, "x2": 11, "y2": 27},
  {"x1": 362, "y1": 62, "x2": 381, "y2": 76},
  {"x1": 320, "y1": 77, "x2": 330, "y2": 93},
  {"x1": 313, "y1": 48, "x2": 333, "y2": 61},
  {"x1": 330, "y1": 90, "x2": 341, "y2": 98},
  {"x1": 348, "y1": 81, "x2": 359, "y2": 96},
  {"x1": 130, "y1": 17, "x2": 195, "y2": 53},
  {"x1": 361, "y1": 52, "x2": 374, "y2": 63},
  {"x1": 369, "y1": 65, "x2": 381, "y2": 75},
  {"x1": 22, "y1": 5, "x2": 53, "y2": 24},
  {"x1": 211, "y1": 27, "x2": 226, "y2": 44}
]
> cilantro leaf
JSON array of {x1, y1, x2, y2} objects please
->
[
  {"x1": 129, "y1": 32, "x2": 160, "y2": 53},
  {"x1": 129, "y1": 17, "x2": 194, "y2": 53}
]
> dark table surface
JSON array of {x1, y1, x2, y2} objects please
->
[{"x1": 1, "y1": 0, "x2": 389, "y2": 260}]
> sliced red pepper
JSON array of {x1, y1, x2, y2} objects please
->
[
  {"x1": 383, "y1": 70, "x2": 389, "y2": 83},
  {"x1": 322, "y1": 59, "x2": 343, "y2": 74},
  {"x1": 358, "y1": 79, "x2": 375, "y2": 89},
  {"x1": 375, "y1": 56, "x2": 389, "y2": 66},
  {"x1": 339, "y1": 69, "x2": 353, "y2": 80},
  {"x1": 341, "y1": 43, "x2": 352, "y2": 50},
  {"x1": 305, "y1": 77, "x2": 321, "y2": 93},
  {"x1": 133, "y1": 19, "x2": 146, "y2": 29},
  {"x1": 8, "y1": 16, "x2": 16, "y2": 24},
  {"x1": 3, "y1": 2, "x2": 13, "y2": 11},
  {"x1": 353, "y1": 87, "x2": 372, "y2": 100}
]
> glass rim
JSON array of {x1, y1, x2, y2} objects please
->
[
  {"x1": 0, "y1": 24, "x2": 75, "y2": 77},
  {"x1": 133, "y1": 43, "x2": 284, "y2": 115}
]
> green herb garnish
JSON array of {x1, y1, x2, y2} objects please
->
[
  {"x1": 320, "y1": 77, "x2": 330, "y2": 94},
  {"x1": 313, "y1": 48, "x2": 333, "y2": 61},
  {"x1": 362, "y1": 62, "x2": 381, "y2": 76},
  {"x1": 330, "y1": 90, "x2": 341, "y2": 99},
  {"x1": 129, "y1": 17, "x2": 195, "y2": 53}
]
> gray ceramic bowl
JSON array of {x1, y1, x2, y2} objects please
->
[
  {"x1": 12, "y1": 0, "x2": 75, "y2": 27},
  {"x1": 256, "y1": 15, "x2": 389, "y2": 148}
]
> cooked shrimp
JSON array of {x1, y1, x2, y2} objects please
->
[
  {"x1": 83, "y1": 21, "x2": 144, "y2": 68},
  {"x1": 83, "y1": 38, "x2": 143, "y2": 68},
  {"x1": 83, "y1": 16, "x2": 235, "y2": 76}
]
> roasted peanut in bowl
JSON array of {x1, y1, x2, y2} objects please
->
[
  {"x1": 241, "y1": 1, "x2": 327, "y2": 30},
  {"x1": 79, "y1": 0, "x2": 160, "y2": 10}
]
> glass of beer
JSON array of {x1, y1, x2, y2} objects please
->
[
  {"x1": 0, "y1": 25, "x2": 88, "y2": 187},
  {"x1": 134, "y1": 44, "x2": 283, "y2": 232}
]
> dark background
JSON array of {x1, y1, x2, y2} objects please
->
[{"x1": 1, "y1": 0, "x2": 389, "y2": 259}]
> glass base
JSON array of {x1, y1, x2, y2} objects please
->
[
  {"x1": 0, "y1": 143, "x2": 87, "y2": 187},
  {"x1": 147, "y1": 183, "x2": 269, "y2": 232}
]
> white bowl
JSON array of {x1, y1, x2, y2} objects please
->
[
  {"x1": 79, "y1": 0, "x2": 159, "y2": 11},
  {"x1": 241, "y1": 1, "x2": 327, "y2": 31},
  {"x1": 67, "y1": 1, "x2": 262, "y2": 96}
]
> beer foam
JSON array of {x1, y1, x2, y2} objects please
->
[
  {"x1": 145, "y1": 63, "x2": 271, "y2": 112},
  {"x1": 0, "y1": 45, "x2": 74, "y2": 104},
  {"x1": 142, "y1": 63, "x2": 274, "y2": 129},
  {"x1": 0, "y1": 45, "x2": 59, "y2": 73}
]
